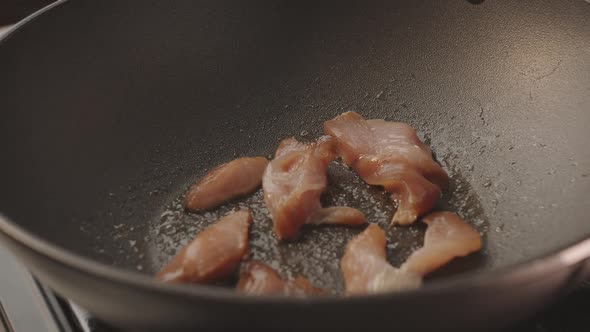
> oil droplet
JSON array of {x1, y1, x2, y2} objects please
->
[
  {"x1": 387, "y1": 243, "x2": 399, "y2": 250},
  {"x1": 163, "y1": 224, "x2": 177, "y2": 236}
]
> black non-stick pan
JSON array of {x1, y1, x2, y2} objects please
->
[{"x1": 1, "y1": 0, "x2": 590, "y2": 331}]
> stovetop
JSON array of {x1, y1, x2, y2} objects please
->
[{"x1": 1, "y1": 243, "x2": 589, "y2": 332}]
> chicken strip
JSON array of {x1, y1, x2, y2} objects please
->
[
  {"x1": 401, "y1": 211, "x2": 482, "y2": 276},
  {"x1": 156, "y1": 209, "x2": 252, "y2": 283},
  {"x1": 340, "y1": 224, "x2": 421, "y2": 295},
  {"x1": 324, "y1": 111, "x2": 448, "y2": 225},
  {"x1": 184, "y1": 157, "x2": 268, "y2": 212},
  {"x1": 263, "y1": 136, "x2": 365, "y2": 241},
  {"x1": 356, "y1": 158, "x2": 441, "y2": 226},
  {"x1": 236, "y1": 261, "x2": 324, "y2": 297},
  {"x1": 341, "y1": 212, "x2": 481, "y2": 295}
]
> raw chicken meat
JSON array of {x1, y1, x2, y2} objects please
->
[
  {"x1": 262, "y1": 136, "x2": 365, "y2": 241},
  {"x1": 156, "y1": 209, "x2": 252, "y2": 283},
  {"x1": 324, "y1": 111, "x2": 449, "y2": 225},
  {"x1": 184, "y1": 157, "x2": 268, "y2": 212},
  {"x1": 311, "y1": 206, "x2": 366, "y2": 226},
  {"x1": 340, "y1": 224, "x2": 421, "y2": 295},
  {"x1": 236, "y1": 261, "x2": 324, "y2": 297},
  {"x1": 401, "y1": 211, "x2": 482, "y2": 276},
  {"x1": 341, "y1": 212, "x2": 481, "y2": 295}
]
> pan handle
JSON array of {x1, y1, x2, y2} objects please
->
[
  {"x1": 558, "y1": 238, "x2": 590, "y2": 267},
  {"x1": 558, "y1": 238, "x2": 590, "y2": 291}
]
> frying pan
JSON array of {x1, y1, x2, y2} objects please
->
[{"x1": 1, "y1": 0, "x2": 589, "y2": 331}]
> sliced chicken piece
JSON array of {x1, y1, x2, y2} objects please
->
[
  {"x1": 184, "y1": 157, "x2": 268, "y2": 212},
  {"x1": 365, "y1": 119, "x2": 448, "y2": 189},
  {"x1": 236, "y1": 261, "x2": 324, "y2": 297},
  {"x1": 311, "y1": 206, "x2": 366, "y2": 226},
  {"x1": 355, "y1": 158, "x2": 441, "y2": 225},
  {"x1": 341, "y1": 212, "x2": 482, "y2": 295},
  {"x1": 324, "y1": 112, "x2": 448, "y2": 188},
  {"x1": 156, "y1": 209, "x2": 252, "y2": 283},
  {"x1": 263, "y1": 136, "x2": 365, "y2": 241},
  {"x1": 341, "y1": 224, "x2": 421, "y2": 295},
  {"x1": 401, "y1": 211, "x2": 482, "y2": 276},
  {"x1": 324, "y1": 111, "x2": 448, "y2": 226},
  {"x1": 236, "y1": 261, "x2": 285, "y2": 295}
]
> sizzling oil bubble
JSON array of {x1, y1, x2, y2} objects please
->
[{"x1": 148, "y1": 158, "x2": 488, "y2": 294}]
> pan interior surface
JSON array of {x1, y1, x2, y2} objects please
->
[{"x1": 0, "y1": 0, "x2": 589, "y2": 294}]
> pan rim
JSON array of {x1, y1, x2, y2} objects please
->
[
  {"x1": 2, "y1": 0, "x2": 590, "y2": 306},
  {"x1": 2, "y1": 210, "x2": 590, "y2": 305}
]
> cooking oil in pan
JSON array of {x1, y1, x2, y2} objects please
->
[{"x1": 148, "y1": 158, "x2": 488, "y2": 293}]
